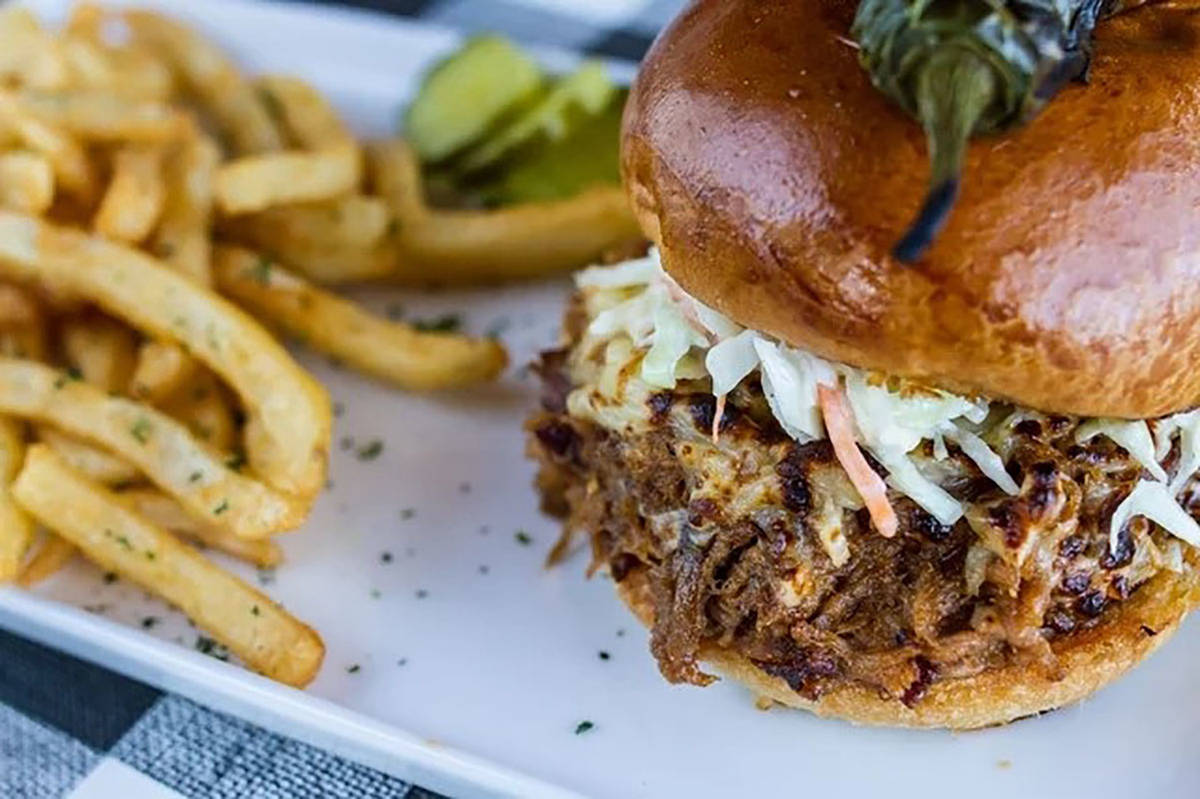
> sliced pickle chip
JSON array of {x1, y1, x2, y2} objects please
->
[
  {"x1": 454, "y1": 61, "x2": 616, "y2": 176},
  {"x1": 404, "y1": 35, "x2": 544, "y2": 164},
  {"x1": 474, "y1": 89, "x2": 627, "y2": 205}
]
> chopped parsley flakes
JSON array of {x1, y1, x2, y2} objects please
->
[
  {"x1": 130, "y1": 417, "x2": 153, "y2": 443},
  {"x1": 250, "y1": 256, "x2": 273, "y2": 284},
  {"x1": 574, "y1": 721, "x2": 595, "y2": 735},
  {"x1": 412, "y1": 313, "x2": 462, "y2": 333},
  {"x1": 194, "y1": 636, "x2": 229, "y2": 661},
  {"x1": 356, "y1": 439, "x2": 384, "y2": 461}
]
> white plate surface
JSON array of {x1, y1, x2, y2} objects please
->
[{"x1": 2, "y1": 1, "x2": 1199, "y2": 797}]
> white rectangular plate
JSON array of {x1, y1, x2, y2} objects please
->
[{"x1": 3, "y1": 1, "x2": 1200, "y2": 797}]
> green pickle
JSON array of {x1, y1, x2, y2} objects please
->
[
  {"x1": 454, "y1": 61, "x2": 617, "y2": 176},
  {"x1": 476, "y1": 89, "x2": 627, "y2": 205},
  {"x1": 404, "y1": 35, "x2": 544, "y2": 163},
  {"x1": 403, "y1": 36, "x2": 624, "y2": 210}
]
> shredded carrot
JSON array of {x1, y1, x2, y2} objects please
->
[
  {"x1": 711, "y1": 394, "x2": 726, "y2": 443},
  {"x1": 817, "y1": 383, "x2": 898, "y2": 538}
]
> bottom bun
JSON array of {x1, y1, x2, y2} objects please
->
[{"x1": 616, "y1": 567, "x2": 1198, "y2": 730}]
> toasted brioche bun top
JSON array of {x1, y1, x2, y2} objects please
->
[{"x1": 621, "y1": 0, "x2": 1200, "y2": 418}]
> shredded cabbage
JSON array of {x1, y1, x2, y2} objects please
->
[
  {"x1": 1076, "y1": 419, "x2": 1167, "y2": 483},
  {"x1": 753, "y1": 338, "x2": 833, "y2": 442},
  {"x1": 1153, "y1": 411, "x2": 1200, "y2": 494},
  {"x1": 575, "y1": 253, "x2": 660, "y2": 289},
  {"x1": 574, "y1": 251, "x2": 1200, "y2": 555},
  {"x1": 706, "y1": 329, "x2": 760, "y2": 397},
  {"x1": 587, "y1": 287, "x2": 658, "y2": 342},
  {"x1": 692, "y1": 300, "x2": 742, "y2": 341},
  {"x1": 880, "y1": 450, "x2": 964, "y2": 526},
  {"x1": 1110, "y1": 480, "x2": 1200, "y2": 552},
  {"x1": 940, "y1": 423, "x2": 1020, "y2": 495},
  {"x1": 642, "y1": 301, "x2": 707, "y2": 389}
]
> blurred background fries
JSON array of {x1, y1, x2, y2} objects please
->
[{"x1": 0, "y1": 3, "x2": 646, "y2": 689}]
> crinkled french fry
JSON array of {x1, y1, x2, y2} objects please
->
[
  {"x1": 14, "y1": 445, "x2": 324, "y2": 686},
  {"x1": 215, "y1": 246, "x2": 507, "y2": 390}
]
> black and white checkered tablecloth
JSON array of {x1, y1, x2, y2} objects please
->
[{"x1": 0, "y1": 1, "x2": 681, "y2": 797}]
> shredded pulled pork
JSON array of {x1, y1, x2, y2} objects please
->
[{"x1": 527, "y1": 310, "x2": 1196, "y2": 703}]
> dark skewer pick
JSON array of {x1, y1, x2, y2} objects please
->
[{"x1": 852, "y1": 0, "x2": 1110, "y2": 263}]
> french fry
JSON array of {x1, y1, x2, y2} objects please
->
[
  {"x1": 14, "y1": 445, "x2": 324, "y2": 686},
  {"x1": 123, "y1": 10, "x2": 284, "y2": 155},
  {"x1": 223, "y1": 195, "x2": 390, "y2": 252},
  {"x1": 0, "y1": 327, "x2": 45, "y2": 361},
  {"x1": 35, "y1": 424, "x2": 140, "y2": 486},
  {"x1": 215, "y1": 247, "x2": 507, "y2": 390},
  {"x1": 17, "y1": 533, "x2": 76, "y2": 587},
  {"x1": 224, "y1": 238, "x2": 395, "y2": 285},
  {"x1": 118, "y1": 488, "x2": 282, "y2": 568},
  {"x1": 0, "y1": 8, "x2": 68, "y2": 91},
  {"x1": 94, "y1": 145, "x2": 166, "y2": 243},
  {"x1": 63, "y1": 3, "x2": 104, "y2": 42},
  {"x1": 0, "y1": 152, "x2": 54, "y2": 214},
  {"x1": 0, "y1": 283, "x2": 42, "y2": 329},
  {"x1": 215, "y1": 143, "x2": 360, "y2": 215},
  {"x1": 370, "y1": 140, "x2": 643, "y2": 283},
  {"x1": 61, "y1": 37, "x2": 175, "y2": 103},
  {"x1": 0, "y1": 99, "x2": 97, "y2": 203},
  {"x1": 60, "y1": 314, "x2": 138, "y2": 393},
  {"x1": 129, "y1": 340, "x2": 197, "y2": 404},
  {"x1": 0, "y1": 416, "x2": 32, "y2": 581},
  {"x1": 0, "y1": 212, "x2": 331, "y2": 502},
  {"x1": 255, "y1": 75, "x2": 352, "y2": 148},
  {"x1": 216, "y1": 195, "x2": 394, "y2": 283},
  {"x1": 153, "y1": 135, "x2": 219, "y2": 285},
  {"x1": 163, "y1": 369, "x2": 238, "y2": 454},
  {"x1": 0, "y1": 284, "x2": 45, "y2": 362},
  {"x1": 0, "y1": 358, "x2": 303, "y2": 539},
  {"x1": 12, "y1": 90, "x2": 190, "y2": 143}
]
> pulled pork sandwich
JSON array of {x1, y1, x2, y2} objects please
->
[{"x1": 526, "y1": 0, "x2": 1200, "y2": 728}]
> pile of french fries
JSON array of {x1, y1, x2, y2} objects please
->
[{"x1": 0, "y1": 5, "x2": 627, "y2": 688}]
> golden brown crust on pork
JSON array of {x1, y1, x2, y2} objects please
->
[{"x1": 618, "y1": 567, "x2": 1196, "y2": 729}]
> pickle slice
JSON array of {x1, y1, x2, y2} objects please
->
[
  {"x1": 476, "y1": 90, "x2": 627, "y2": 205},
  {"x1": 455, "y1": 61, "x2": 616, "y2": 175},
  {"x1": 405, "y1": 36, "x2": 544, "y2": 164}
]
